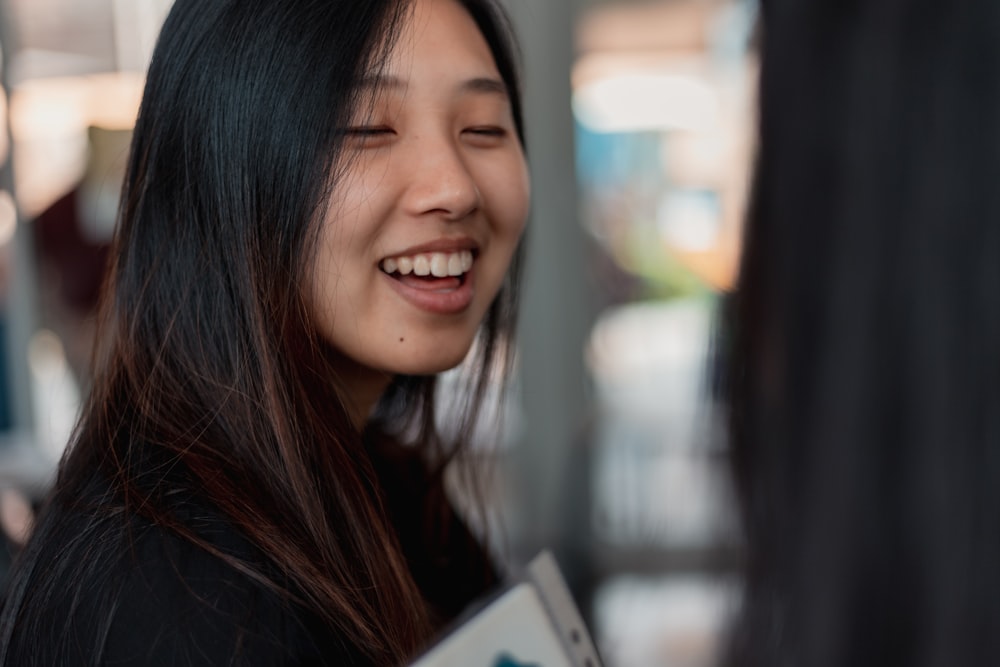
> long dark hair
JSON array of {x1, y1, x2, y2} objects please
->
[
  {"x1": 1, "y1": 0, "x2": 525, "y2": 664},
  {"x1": 721, "y1": 1, "x2": 1000, "y2": 665}
]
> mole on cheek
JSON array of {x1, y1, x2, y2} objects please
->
[{"x1": 399, "y1": 337, "x2": 405, "y2": 343}]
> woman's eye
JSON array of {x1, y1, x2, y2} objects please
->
[
  {"x1": 343, "y1": 126, "x2": 396, "y2": 145},
  {"x1": 465, "y1": 126, "x2": 506, "y2": 137},
  {"x1": 346, "y1": 126, "x2": 393, "y2": 135},
  {"x1": 462, "y1": 126, "x2": 508, "y2": 145}
]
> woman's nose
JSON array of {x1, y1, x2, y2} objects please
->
[{"x1": 400, "y1": 135, "x2": 480, "y2": 221}]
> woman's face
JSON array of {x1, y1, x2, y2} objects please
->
[{"x1": 310, "y1": 0, "x2": 529, "y2": 400}]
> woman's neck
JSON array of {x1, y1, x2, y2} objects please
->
[{"x1": 334, "y1": 361, "x2": 394, "y2": 429}]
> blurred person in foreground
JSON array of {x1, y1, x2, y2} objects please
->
[
  {"x1": 0, "y1": 0, "x2": 530, "y2": 664},
  {"x1": 719, "y1": 1, "x2": 1000, "y2": 665}
]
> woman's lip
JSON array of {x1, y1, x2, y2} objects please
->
[
  {"x1": 382, "y1": 269, "x2": 476, "y2": 315},
  {"x1": 380, "y1": 238, "x2": 478, "y2": 261}
]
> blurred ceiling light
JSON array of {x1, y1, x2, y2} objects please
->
[
  {"x1": 10, "y1": 84, "x2": 86, "y2": 141},
  {"x1": 9, "y1": 72, "x2": 143, "y2": 216},
  {"x1": 573, "y1": 73, "x2": 720, "y2": 134},
  {"x1": 10, "y1": 72, "x2": 143, "y2": 141},
  {"x1": 0, "y1": 190, "x2": 16, "y2": 246}
]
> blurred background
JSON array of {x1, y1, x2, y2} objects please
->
[{"x1": 0, "y1": 0, "x2": 757, "y2": 665}]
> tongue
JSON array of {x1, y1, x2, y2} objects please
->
[{"x1": 396, "y1": 273, "x2": 461, "y2": 291}]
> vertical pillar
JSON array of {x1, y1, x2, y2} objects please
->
[
  {"x1": 501, "y1": 0, "x2": 596, "y2": 590},
  {"x1": 0, "y1": 0, "x2": 37, "y2": 437}
]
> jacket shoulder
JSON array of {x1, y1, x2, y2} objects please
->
[{"x1": 3, "y1": 496, "x2": 362, "y2": 666}]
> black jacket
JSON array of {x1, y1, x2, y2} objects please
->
[{"x1": 0, "y1": 441, "x2": 497, "y2": 665}]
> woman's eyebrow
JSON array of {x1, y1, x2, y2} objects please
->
[
  {"x1": 358, "y1": 73, "x2": 508, "y2": 97},
  {"x1": 459, "y1": 77, "x2": 508, "y2": 98},
  {"x1": 359, "y1": 73, "x2": 406, "y2": 90}
]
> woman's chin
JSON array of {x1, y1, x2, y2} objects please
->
[
  {"x1": 382, "y1": 346, "x2": 474, "y2": 378},
  {"x1": 392, "y1": 357, "x2": 469, "y2": 377}
]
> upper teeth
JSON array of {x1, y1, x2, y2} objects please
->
[{"x1": 382, "y1": 250, "x2": 473, "y2": 278}]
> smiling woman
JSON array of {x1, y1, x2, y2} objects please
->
[
  {"x1": 0, "y1": 0, "x2": 528, "y2": 665},
  {"x1": 311, "y1": 0, "x2": 529, "y2": 420}
]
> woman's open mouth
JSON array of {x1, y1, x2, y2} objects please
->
[
  {"x1": 381, "y1": 249, "x2": 473, "y2": 277},
  {"x1": 378, "y1": 249, "x2": 477, "y2": 314},
  {"x1": 380, "y1": 250, "x2": 474, "y2": 290}
]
